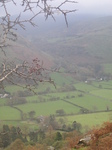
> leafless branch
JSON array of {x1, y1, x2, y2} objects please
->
[
  {"x1": 0, "y1": 0, "x2": 77, "y2": 91},
  {"x1": 0, "y1": 0, "x2": 77, "y2": 49},
  {"x1": 0, "y1": 58, "x2": 56, "y2": 92}
]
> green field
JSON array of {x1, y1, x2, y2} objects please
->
[
  {"x1": 0, "y1": 106, "x2": 21, "y2": 120},
  {"x1": 68, "y1": 94, "x2": 112, "y2": 111},
  {"x1": 5, "y1": 85, "x2": 25, "y2": 94},
  {"x1": 90, "y1": 89, "x2": 112, "y2": 99},
  {"x1": 51, "y1": 72, "x2": 73, "y2": 85},
  {"x1": 59, "y1": 111, "x2": 111, "y2": 132},
  {"x1": 0, "y1": 98, "x2": 7, "y2": 105},
  {"x1": 74, "y1": 82, "x2": 99, "y2": 92},
  {"x1": 46, "y1": 91, "x2": 81, "y2": 98},
  {"x1": 17, "y1": 100, "x2": 80, "y2": 116},
  {"x1": 1, "y1": 80, "x2": 112, "y2": 131},
  {"x1": 103, "y1": 63, "x2": 112, "y2": 74},
  {"x1": 91, "y1": 81, "x2": 112, "y2": 89}
]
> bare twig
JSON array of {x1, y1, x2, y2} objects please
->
[
  {"x1": 0, "y1": 58, "x2": 56, "y2": 92},
  {"x1": 0, "y1": 0, "x2": 77, "y2": 91},
  {"x1": 0, "y1": 0, "x2": 77, "y2": 49}
]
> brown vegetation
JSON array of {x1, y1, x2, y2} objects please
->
[{"x1": 88, "y1": 122, "x2": 112, "y2": 150}]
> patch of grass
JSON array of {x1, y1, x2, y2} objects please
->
[
  {"x1": 0, "y1": 98, "x2": 7, "y2": 105},
  {"x1": 103, "y1": 63, "x2": 112, "y2": 74},
  {"x1": 5, "y1": 83, "x2": 56, "y2": 94},
  {"x1": 0, "y1": 121, "x2": 39, "y2": 131},
  {"x1": 5, "y1": 85, "x2": 25, "y2": 94},
  {"x1": 92, "y1": 81, "x2": 112, "y2": 89},
  {"x1": 46, "y1": 91, "x2": 81, "y2": 99},
  {"x1": 59, "y1": 111, "x2": 111, "y2": 132},
  {"x1": 17, "y1": 100, "x2": 80, "y2": 116},
  {"x1": 74, "y1": 82, "x2": 99, "y2": 92},
  {"x1": 26, "y1": 91, "x2": 81, "y2": 104},
  {"x1": 51, "y1": 72, "x2": 73, "y2": 86},
  {"x1": 68, "y1": 94, "x2": 112, "y2": 111},
  {"x1": 90, "y1": 89, "x2": 112, "y2": 99},
  {"x1": 2, "y1": 80, "x2": 112, "y2": 130},
  {"x1": 0, "y1": 106, "x2": 21, "y2": 120},
  {"x1": 26, "y1": 95, "x2": 39, "y2": 102},
  {"x1": 0, "y1": 121, "x2": 21, "y2": 127}
]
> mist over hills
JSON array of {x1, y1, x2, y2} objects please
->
[
  {"x1": 0, "y1": 26, "x2": 53, "y2": 68},
  {"x1": 18, "y1": 14, "x2": 112, "y2": 79},
  {"x1": 1, "y1": 14, "x2": 112, "y2": 80}
]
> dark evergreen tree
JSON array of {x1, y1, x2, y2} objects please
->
[
  {"x1": 55, "y1": 132, "x2": 62, "y2": 141},
  {"x1": 29, "y1": 131, "x2": 38, "y2": 142}
]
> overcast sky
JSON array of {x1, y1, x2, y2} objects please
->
[
  {"x1": 77, "y1": 0, "x2": 112, "y2": 15},
  {"x1": 1, "y1": 0, "x2": 112, "y2": 16}
]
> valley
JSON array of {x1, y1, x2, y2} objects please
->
[
  {"x1": 0, "y1": 14, "x2": 112, "y2": 149},
  {"x1": 0, "y1": 78, "x2": 112, "y2": 133}
]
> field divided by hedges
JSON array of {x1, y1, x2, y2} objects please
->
[
  {"x1": 68, "y1": 94, "x2": 112, "y2": 111},
  {"x1": 16, "y1": 100, "x2": 80, "y2": 116},
  {"x1": 1, "y1": 80, "x2": 112, "y2": 129},
  {"x1": 58, "y1": 111, "x2": 112, "y2": 132}
]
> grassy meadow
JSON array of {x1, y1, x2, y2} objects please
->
[
  {"x1": 68, "y1": 94, "x2": 112, "y2": 111},
  {"x1": 57, "y1": 111, "x2": 111, "y2": 132},
  {"x1": 0, "y1": 79, "x2": 112, "y2": 132},
  {"x1": 17, "y1": 101, "x2": 80, "y2": 116},
  {"x1": 90, "y1": 89, "x2": 112, "y2": 99},
  {"x1": 103, "y1": 63, "x2": 112, "y2": 74},
  {"x1": 0, "y1": 106, "x2": 21, "y2": 120}
]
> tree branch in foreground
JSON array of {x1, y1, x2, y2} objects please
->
[
  {"x1": 0, "y1": 0, "x2": 77, "y2": 49},
  {"x1": 0, "y1": 58, "x2": 56, "y2": 93}
]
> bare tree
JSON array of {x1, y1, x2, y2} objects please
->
[
  {"x1": 0, "y1": 58, "x2": 56, "y2": 93},
  {"x1": 0, "y1": 0, "x2": 77, "y2": 92}
]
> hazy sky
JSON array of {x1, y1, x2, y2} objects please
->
[
  {"x1": 77, "y1": 0, "x2": 112, "y2": 15},
  {"x1": 1, "y1": 0, "x2": 112, "y2": 16}
]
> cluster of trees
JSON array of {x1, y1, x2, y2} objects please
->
[
  {"x1": 1, "y1": 121, "x2": 112, "y2": 149},
  {"x1": 6, "y1": 96, "x2": 27, "y2": 106},
  {"x1": 5, "y1": 90, "x2": 33, "y2": 106},
  {"x1": 0, "y1": 125, "x2": 24, "y2": 148},
  {"x1": 0, "y1": 124, "x2": 81, "y2": 150},
  {"x1": 13, "y1": 90, "x2": 33, "y2": 97},
  {"x1": 37, "y1": 115, "x2": 82, "y2": 133},
  {"x1": 56, "y1": 109, "x2": 66, "y2": 116}
]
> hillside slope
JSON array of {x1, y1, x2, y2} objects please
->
[
  {"x1": 0, "y1": 31, "x2": 54, "y2": 68},
  {"x1": 24, "y1": 15, "x2": 112, "y2": 79},
  {"x1": 1, "y1": 15, "x2": 112, "y2": 80}
]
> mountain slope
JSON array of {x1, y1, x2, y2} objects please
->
[
  {"x1": 0, "y1": 31, "x2": 54, "y2": 68},
  {"x1": 32, "y1": 16, "x2": 112, "y2": 63},
  {"x1": 23, "y1": 15, "x2": 112, "y2": 79},
  {"x1": 1, "y1": 15, "x2": 112, "y2": 80}
]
